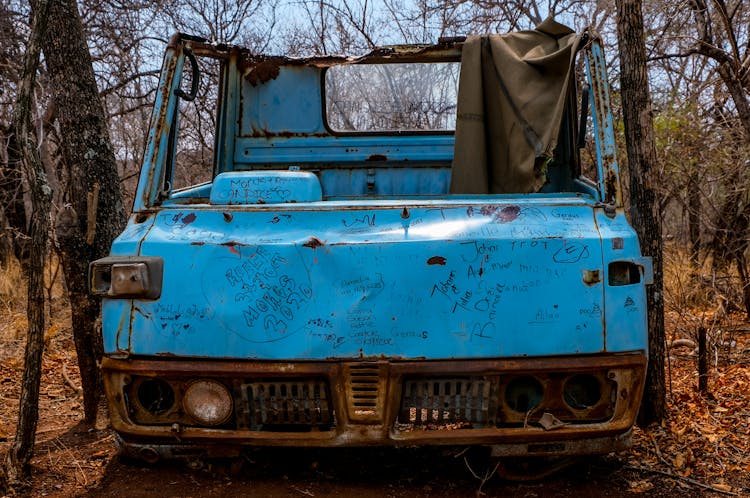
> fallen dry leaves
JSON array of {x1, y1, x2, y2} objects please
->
[{"x1": 624, "y1": 310, "x2": 750, "y2": 495}]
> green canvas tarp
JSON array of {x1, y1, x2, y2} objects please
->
[{"x1": 450, "y1": 18, "x2": 581, "y2": 194}]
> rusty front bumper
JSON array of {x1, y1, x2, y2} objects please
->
[{"x1": 103, "y1": 353, "x2": 645, "y2": 460}]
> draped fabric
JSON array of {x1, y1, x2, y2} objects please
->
[{"x1": 450, "y1": 18, "x2": 581, "y2": 194}]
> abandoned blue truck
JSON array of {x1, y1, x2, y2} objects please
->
[{"x1": 90, "y1": 19, "x2": 652, "y2": 465}]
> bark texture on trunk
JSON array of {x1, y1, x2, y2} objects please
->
[
  {"x1": 42, "y1": 0, "x2": 126, "y2": 422},
  {"x1": 0, "y1": 0, "x2": 52, "y2": 492},
  {"x1": 687, "y1": 175, "x2": 700, "y2": 266},
  {"x1": 615, "y1": 0, "x2": 666, "y2": 425}
]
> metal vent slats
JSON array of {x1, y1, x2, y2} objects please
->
[
  {"x1": 399, "y1": 377, "x2": 498, "y2": 427},
  {"x1": 239, "y1": 380, "x2": 333, "y2": 431}
]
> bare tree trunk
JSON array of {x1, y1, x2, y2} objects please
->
[
  {"x1": 615, "y1": 0, "x2": 666, "y2": 425},
  {"x1": 736, "y1": 253, "x2": 750, "y2": 318},
  {"x1": 0, "y1": 199, "x2": 13, "y2": 266},
  {"x1": 698, "y1": 326, "x2": 708, "y2": 396},
  {"x1": 0, "y1": 0, "x2": 52, "y2": 492},
  {"x1": 42, "y1": 0, "x2": 126, "y2": 423},
  {"x1": 687, "y1": 175, "x2": 700, "y2": 266}
]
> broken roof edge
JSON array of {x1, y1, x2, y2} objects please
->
[
  {"x1": 168, "y1": 32, "x2": 464, "y2": 67},
  {"x1": 167, "y1": 20, "x2": 595, "y2": 86}
]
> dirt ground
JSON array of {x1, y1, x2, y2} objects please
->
[{"x1": 1, "y1": 273, "x2": 749, "y2": 497}]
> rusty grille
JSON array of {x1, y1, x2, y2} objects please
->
[
  {"x1": 398, "y1": 377, "x2": 498, "y2": 428},
  {"x1": 346, "y1": 363, "x2": 385, "y2": 421},
  {"x1": 238, "y1": 380, "x2": 333, "y2": 431}
]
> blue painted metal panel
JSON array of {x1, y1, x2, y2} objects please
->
[
  {"x1": 585, "y1": 40, "x2": 621, "y2": 205},
  {"x1": 133, "y1": 44, "x2": 185, "y2": 211},
  {"x1": 101, "y1": 300, "x2": 133, "y2": 353},
  {"x1": 109, "y1": 215, "x2": 156, "y2": 255},
  {"x1": 101, "y1": 198, "x2": 615, "y2": 359},
  {"x1": 595, "y1": 210, "x2": 649, "y2": 353},
  {"x1": 319, "y1": 168, "x2": 451, "y2": 197},
  {"x1": 241, "y1": 66, "x2": 325, "y2": 135},
  {"x1": 216, "y1": 53, "x2": 241, "y2": 175},
  {"x1": 235, "y1": 135, "x2": 455, "y2": 164},
  {"x1": 209, "y1": 171, "x2": 323, "y2": 204},
  {"x1": 103, "y1": 214, "x2": 157, "y2": 354}
]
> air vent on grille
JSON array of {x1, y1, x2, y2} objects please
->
[
  {"x1": 238, "y1": 380, "x2": 333, "y2": 431},
  {"x1": 398, "y1": 377, "x2": 498, "y2": 428},
  {"x1": 346, "y1": 363, "x2": 385, "y2": 421}
]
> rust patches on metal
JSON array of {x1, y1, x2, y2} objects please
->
[
  {"x1": 605, "y1": 167, "x2": 618, "y2": 205},
  {"x1": 401, "y1": 207, "x2": 410, "y2": 219},
  {"x1": 159, "y1": 56, "x2": 178, "y2": 104},
  {"x1": 238, "y1": 44, "x2": 461, "y2": 75},
  {"x1": 602, "y1": 152, "x2": 616, "y2": 170},
  {"x1": 171, "y1": 197, "x2": 211, "y2": 205},
  {"x1": 143, "y1": 53, "x2": 179, "y2": 207},
  {"x1": 303, "y1": 237, "x2": 326, "y2": 249},
  {"x1": 115, "y1": 309, "x2": 128, "y2": 356},
  {"x1": 102, "y1": 353, "x2": 645, "y2": 453},
  {"x1": 496, "y1": 205, "x2": 521, "y2": 223},
  {"x1": 223, "y1": 212, "x2": 233, "y2": 222},
  {"x1": 190, "y1": 241, "x2": 205, "y2": 246},
  {"x1": 166, "y1": 33, "x2": 184, "y2": 50},
  {"x1": 427, "y1": 256, "x2": 447, "y2": 266},
  {"x1": 345, "y1": 362, "x2": 387, "y2": 422},
  {"x1": 181, "y1": 213, "x2": 197, "y2": 225},
  {"x1": 477, "y1": 205, "x2": 520, "y2": 223},
  {"x1": 249, "y1": 128, "x2": 329, "y2": 139},
  {"x1": 220, "y1": 241, "x2": 247, "y2": 254},
  {"x1": 244, "y1": 58, "x2": 281, "y2": 86},
  {"x1": 582, "y1": 269, "x2": 601, "y2": 286}
]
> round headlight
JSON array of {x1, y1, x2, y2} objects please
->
[
  {"x1": 136, "y1": 378, "x2": 175, "y2": 415},
  {"x1": 504, "y1": 376, "x2": 544, "y2": 413},
  {"x1": 563, "y1": 374, "x2": 601, "y2": 410},
  {"x1": 182, "y1": 380, "x2": 233, "y2": 426}
]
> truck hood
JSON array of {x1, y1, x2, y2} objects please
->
[{"x1": 105, "y1": 198, "x2": 608, "y2": 359}]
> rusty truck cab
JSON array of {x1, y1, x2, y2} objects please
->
[{"x1": 91, "y1": 22, "x2": 651, "y2": 465}]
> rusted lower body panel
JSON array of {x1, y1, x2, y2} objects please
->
[{"x1": 103, "y1": 353, "x2": 645, "y2": 461}]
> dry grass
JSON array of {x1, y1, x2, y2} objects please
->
[
  {"x1": 662, "y1": 244, "x2": 736, "y2": 312},
  {"x1": 0, "y1": 257, "x2": 24, "y2": 300},
  {"x1": 0, "y1": 257, "x2": 27, "y2": 343},
  {"x1": 662, "y1": 245, "x2": 746, "y2": 367},
  {"x1": 0, "y1": 255, "x2": 68, "y2": 345}
]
